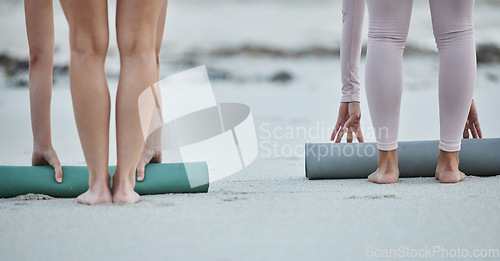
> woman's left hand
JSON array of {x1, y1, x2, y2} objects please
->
[
  {"x1": 331, "y1": 102, "x2": 364, "y2": 143},
  {"x1": 463, "y1": 99, "x2": 482, "y2": 139}
]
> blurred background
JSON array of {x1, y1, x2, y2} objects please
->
[{"x1": 0, "y1": 0, "x2": 499, "y2": 164}]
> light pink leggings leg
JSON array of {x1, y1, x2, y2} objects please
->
[{"x1": 365, "y1": 0, "x2": 476, "y2": 152}]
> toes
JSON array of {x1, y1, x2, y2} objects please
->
[
  {"x1": 438, "y1": 173, "x2": 461, "y2": 183},
  {"x1": 367, "y1": 172, "x2": 378, "y2": 183},
  {"x1": 367, "y1": 170, "x2": 398, "y2": 184},
  {"x1": 112, "y1": 191, "x2": 140, "y2": 204},
  {"x1": 76, "y1": 193, "x2": 89, "y2": 205},
  {"x1": 76, "y1": 190, "x2": 112, "y2": 205},
  {"x1": 134, "y1": 193, "x2": 141, "y2": 203}
]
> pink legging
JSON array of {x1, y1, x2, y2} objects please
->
[{"x1": 365, "y1": 0, "x2": 476, "y2": 152}]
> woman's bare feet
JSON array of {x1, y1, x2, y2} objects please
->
[
  {"x1": 112, "y1": 170, "x2": 140, "y2": 204},
  {"x1": 77, "y1": 174, "x2": 112, "y2": 205},
  {"x1": 368, "y1": 150, "x2": 400, "y2": 184},
  {"x1": 435, "y1": 150, "x2": 466, "y2": 183}
]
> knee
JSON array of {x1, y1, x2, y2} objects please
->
[
  {"x1": 118, "y1": 38, "x2": 156, "y2": 60},
  {"x1": 70, "y1": 35, "x2": 108, "y2": 61},
  {"x1": 368, "y1": 30, "x2": 408, "y2": 48},
  {"x1": 29, "y1": 47, "x2": 53, "y2": 68},
  {"x1": 434, "y1": 26, "x2": 474, "y2": 48}
]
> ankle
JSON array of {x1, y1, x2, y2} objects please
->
[
  {"x1": 88, "y1": 172, "x2": 111, "y2": 189},
  {"x1": 438, "y1": 150, "x2": 459, "y2": 158},
  {"x1": 378, "y1": 150, "x2": 398, "y2": 169},
  {"x1": 112, "y1": 170, "x2": 136, "y2": 190},
  {"x1": 438, "y1": 150, "x2": 459, "y2": 168}
]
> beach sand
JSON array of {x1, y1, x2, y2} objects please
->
[{"x1": 1, "y1": 162, "x2": 499, "y2": 260}]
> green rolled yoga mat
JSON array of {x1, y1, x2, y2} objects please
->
[
  {"x1": 0, "y1": 162, "x2": 209, "y2": 198},
  {"x1": 305, "y1": 138, "x2": 500, "y2": 179}
]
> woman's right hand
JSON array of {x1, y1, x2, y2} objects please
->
[
  {"x1": 331, "y1": 102, "x2": 364, "y2": 143},
  {"x1": 32, "y1": 147, "x2": 63, "y2": 183},
  {"x1": 136, "y1": 145, "x2": 162, "y2": 182}
]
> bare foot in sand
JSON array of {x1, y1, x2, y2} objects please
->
[
  {"x1": 368, "y1": 150, "x2": 399, "y2": 184},
  {"x1": 112, "y1": 171, "x2": 140, "y2": 204},
  {"x1": 77, "y1": 175, "x2": 112, "y2": 205},
  {"x1": 435, "y1": 150, "x2": 466, "y2": 183}
]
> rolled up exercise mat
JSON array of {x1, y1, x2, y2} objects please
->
[
  {"x1": 0, "y1": 162, "x2": 209, "y2": 198},
  {"x1": 305, "y1": 138, "x2": 500, "y2": 179}
]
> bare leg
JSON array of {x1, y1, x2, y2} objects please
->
[
  {"x1": 60, "y1": 0, "x2": 112, "y2": 205},
  {"x1": 136, "y1": 0, "x2": 167, "y2": 182},
  {"x1": 113, "y1": 0, "x2": 163, "y2": 203},
  {"x1": 156, "y1": 0, "x2": 168, "y2": 76},
  {"x1": 25, "y1": 0, "x2": 63, "y2": 183}
]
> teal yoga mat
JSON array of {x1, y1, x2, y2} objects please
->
[
  {"x1": 0, "y1": 162, "x2": 209, "y2": 198},
  {"x1": 305, "y1": 138, "x2": 500, "y2": 179}
]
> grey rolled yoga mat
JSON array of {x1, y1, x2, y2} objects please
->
[
  {"x1": 0, "y1": 162, "x2": 209, "y2": 198},
  {"x1": 305, "y1": 138, "x2": 500, "y2": 179}
]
